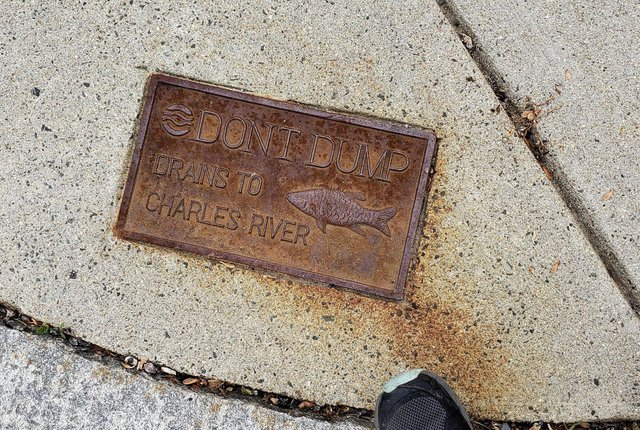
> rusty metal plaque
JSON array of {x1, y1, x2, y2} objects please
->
[{"x1": 115, "y1": 74, "x2": 436, "y2": 299}]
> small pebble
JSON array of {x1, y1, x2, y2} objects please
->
[
  {"x1": 160, "y1": 366, "x2": 176, "y2": 376},
  {"x1": 143, "y1": 362, "x2": 157, "y2": 374}
]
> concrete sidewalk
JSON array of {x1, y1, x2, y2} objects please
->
[
  {"x1": 0, "y1": 0, "x2": 638, "y2": 424},
  {"x1": 0, "y1": 324, "x2": 367, "y2": 430},
  {"x1": 445, "y1": 0, "x2": 640, "y2": 310}
]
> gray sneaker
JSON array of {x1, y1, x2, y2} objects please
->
[{"x1": 375, "y1": 369, "x2": 473, "y2": 430}]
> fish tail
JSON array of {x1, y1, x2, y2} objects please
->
[{"x1": 370, "y1": 207, "x2": 397, "y2": 236}]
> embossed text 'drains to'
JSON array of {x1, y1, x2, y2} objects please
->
[{"x1": 116, "y1": 74, "x2": 436, "y2": 299}]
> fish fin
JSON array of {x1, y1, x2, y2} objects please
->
[
  {"x1": 371, "y1": 207, "x2": 397, "y2": 237},
  {"x1": 346, "y1": 191, "x2": 366, "y2": 201},
  {"x1": 316, "y1": 218, "x2": 327, "y2": 233},
  {"x1": 348, "y1": 224, "x2": 366, "y2": 236}
]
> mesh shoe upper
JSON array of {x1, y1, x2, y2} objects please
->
[{"x1": 375, "y1": 370, "x2": 473, "y2": 430}]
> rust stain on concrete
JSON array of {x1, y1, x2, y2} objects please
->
[{"x1": 231, "y1": 152, "x2": 520, "y2": 415}]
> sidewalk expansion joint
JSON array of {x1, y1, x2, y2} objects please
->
[
  {"x1": 0, "y1": 301, "x2": 373, "y2": 426},
  {"x1": 2, "y1": 302, "x2": 638, "y2": 428},
  {"x1": 435, "y1": 0, "x2": 639, "y2": 317}
]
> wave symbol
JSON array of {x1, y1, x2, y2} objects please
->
[{"x1": 161, "y1": 104, "x2": 194, "y2": 136}]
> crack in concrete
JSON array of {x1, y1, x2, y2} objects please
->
[{"x1": 435, "y1": 0, "x2": 640, "y2": 317}]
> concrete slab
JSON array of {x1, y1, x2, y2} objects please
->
[
  {"x1": 445, "y1": 0, "x2": 640, "y2": 305},
  {"x1": 0, "y1": 325, "x2": 367, "y2": 430},
  {"x1": 0, "y1": 0, "x2": 638, "y2": 422}
]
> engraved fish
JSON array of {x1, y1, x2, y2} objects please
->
[{"x1": 286, "y1": 188, "x2": 397, "y2": 237}]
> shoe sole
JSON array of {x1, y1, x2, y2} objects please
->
[{"x1": 374, "y1": 369, "x2": 474, "y2": 430}]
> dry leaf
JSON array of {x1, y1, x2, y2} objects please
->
[
  {"x1": 550, "y1": 260, "x2": 561, "y2": 273},
  {"x1": 137, "y1": 356, "x2": 148, "y2": 371},
  {"x1": 207, "y1": 379, "x2": 224, "y2": 390},
  {"x1": 220, "y1": 261, "x2": 235, "y2": 269},
  {"x1": 183, "y1": 377, "x2": 200, "y2": 385},
  {"x1": 270, "y1": 397, "x2": 279, "y2": 405},
  {"x1": 522, "y1": 107, "x2": 543, "y2": 121},
  {"x1": 461, "y1": 33, "x2": 473, "y2": 49},
  {"x1": 564, "y1": 69, "x2": 572, "y2": 81},
  {"x1": 601, "y1": 190, "x2": 614, "y2": 201},
  {"x1": 542, "y1": 165, "x2": 554, "y2": 181},
  {"x1": 298, "y1": 401, "x2": 316, "y2": 409}
]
